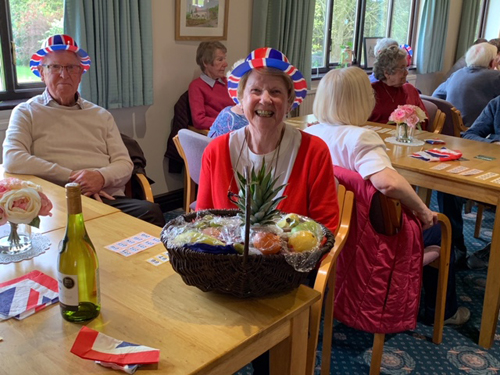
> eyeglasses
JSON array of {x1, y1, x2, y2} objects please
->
[
  {"x1": 393, "y1": 67, "x2": 409, "y2": 73},
  {"x1": 42, "y1": 64, "x2": 82, "y2": 75}
]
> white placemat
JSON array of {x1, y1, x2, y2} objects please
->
[{"x1": 0, "y1": 234, "x2": 51, "y2": 264}]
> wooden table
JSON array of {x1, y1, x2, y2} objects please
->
[
  {"x1": 0, "y1": 211, "x2": 320, "y2": 374},
  {"x1": 288, "y1": 115, "x2": 500, "y2": 348},
  {"x1": 0, "y1": 169, "x2": 119, "y2": 233}
]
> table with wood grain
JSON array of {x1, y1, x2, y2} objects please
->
[
  {"x1": 287, "y1": 115, "x2": 500, "y2": 349},
  {"x1": 0, "y1": 210, "x2": 320, "y2": 374}
]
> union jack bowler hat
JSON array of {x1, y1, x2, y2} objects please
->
[
  {"x1": 30, "y1": 34, "x2": 91, "y2": 77},
  {"x1": 227, "y1": 47, "x2": 307, "y2": 110}
]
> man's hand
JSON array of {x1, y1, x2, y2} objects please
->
[
  {"x1": 91, "y1": 191, "x2": 115, "y2": 202},
  {"x1": 69, "y1": 170, "x2": 105, "y2": 196}
]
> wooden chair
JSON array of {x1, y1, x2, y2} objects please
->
[
  {"x1": 420, "y1": 95, "x2": 456, "y2": 136},
  {"x1": 450, "y1": 106, "x2": 468, "y2": 137},
  {"x1": 188, "y1": 126, "x2": 209, "y2": 136},
  {"x1": 368, "y1": 194, "x2": 452, "y2": 375},
  {"x1": 124, "y1": 173, "x2": 154, "y2": 203},
  {"x1": 306, "y1": 184, "x2": 355, "y2": 375},
  {"x1": 173, "y1": 129, "x2": 212, "y2": 212},
  {"x1": 421, "y1": 99, "x2": 446, "y2": 134}
]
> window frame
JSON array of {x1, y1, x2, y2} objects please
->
[
  {"x1": 0, "y1": 0, "x2": 45, "y2": 104},
  {"x1": 313, "y1": 0, "x2": 420, "y2": 75}
]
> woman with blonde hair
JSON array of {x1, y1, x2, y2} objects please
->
[{"x1": 305, "y1": 66, "x2": 470, "y2": 326}]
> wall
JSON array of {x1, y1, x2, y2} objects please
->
[
  {"x1": 484, "y1": 0, "x2": 500, "y2": 39},
  {"x1": 111, "y1": 0, "x2": 253, "y2": 196}
]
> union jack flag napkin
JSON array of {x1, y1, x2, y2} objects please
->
[
  {"x1": 410, "y1": 147, "x2": 463, "y2": 162},
  {"x1": 71, "y1": 326, "x2": 160, "y2": 373},
  {"x1": 0, "y1": 270, "x2": 59, "y2": 320}
]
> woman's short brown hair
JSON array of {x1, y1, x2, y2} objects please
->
[
  {"x1": 196, "y1": 41, "x2": 227, "y2": 72},
  {"x1": 237, "y1": 68, "x2": 296, "y2": 107}
]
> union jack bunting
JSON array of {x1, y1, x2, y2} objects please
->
[
  {"x1": 227, "y1": 47, "x2": 307, "y2": 109},
  {"x1": 29, "y1": 34, "x2": 91, "y2": 78},
  {"x1": 71, "y1": 326, "x2": 160, "y2": 366},
  {"x1": 410, "y1": 147, "x2": 463, "y2": 162},
  {"x1": 0, "y1": 270, "x2": 58, "y2": 320}
]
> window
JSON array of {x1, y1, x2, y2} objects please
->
[
  {"x1": 0, "y1": 0, "x2": 63, "y2": 102},
  {"x1": 312, "y1": 0, "x2": 418, "y2": 74}
]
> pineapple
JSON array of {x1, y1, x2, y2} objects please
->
[{"x1": 233, "y1": 160, "x2": 287, "y2": 226}]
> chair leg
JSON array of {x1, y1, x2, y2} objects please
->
[
  {"x1": 370, "y1": 333, "x2": 385, "y2": 375},
  {"x1": 320, "y1": 264, "x2": 337, "y2": 375},
  {"x1": 474, "y1": 204, "x2": 485, "y2": 238}
]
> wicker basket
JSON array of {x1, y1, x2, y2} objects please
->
[{"x1": 161, "y1": 209, "x2": 335, "y2": 298}]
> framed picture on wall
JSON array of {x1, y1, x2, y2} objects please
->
[
  {"x1": 175, "y1": 0, "x2": 229, "y2": 41},
  {"x1": 363, "y1": 37, "x2": 383, "y2": 69}
]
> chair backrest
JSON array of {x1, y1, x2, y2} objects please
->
[
  {"x1": 450, "y1": 106, "x2": 468, "y2": 137},
  {"x1": 421, "y1": 99, "x2": 446, "y2": 134},
  {"x1": 307, "y1": 183, "x2": 354, "y2": 375},
  {"x1": 370, "y1": 192, "x2": 402, "y2": 235},
  {"x1": 420, "y1": 95, "x2": 455, "y2": 136},
  {"x1": 177, "y1": 129, "x2": 211, "y2": 185}
]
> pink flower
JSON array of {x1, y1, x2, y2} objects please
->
[
  {"x1": 38, "y1": 192, "x2": 53, "y2": 217},
  {"x1": 388, "y1": 104, "x2": 428, "y2": 128},
  {"x1": 0, "y1": 206, "x2": 7, "y2": 226}
]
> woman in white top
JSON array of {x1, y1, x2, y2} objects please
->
[{"x1": 305, "y1": 66, "x2": 469, "y2": 325}]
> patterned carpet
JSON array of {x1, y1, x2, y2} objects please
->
[{"x1": 164, "y1": 195, "x2": 499, "y2": 374}]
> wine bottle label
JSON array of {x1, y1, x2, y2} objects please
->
[{"x1": 57, "y1": 272, "x2": 79, "y2": 308}]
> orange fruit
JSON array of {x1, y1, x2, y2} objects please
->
[{"x1": 252, "y1": 232, "x2": 282, "y2": 255}]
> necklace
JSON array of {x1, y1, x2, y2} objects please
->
[
  {"x1": 227, "y1": 127, "x2": 284, "y2": 202},
  {"x1": 382, "y1": 83, "x2": 395, "y2": 103}
]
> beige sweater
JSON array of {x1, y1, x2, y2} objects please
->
[{"x1": 3, "y1": 92, "x2": 133, "y2": 196}]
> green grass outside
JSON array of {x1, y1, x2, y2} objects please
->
[{"x1": 16, "y1": 65, "x2": 38, "y2": 83}]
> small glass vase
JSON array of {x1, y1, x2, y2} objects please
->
[
  {"x1": 396, "y1": 123, "x2": 416, "y2": 143},
  {"x1": 0, "y1": 222, "x2": 32, "y2": 255}
]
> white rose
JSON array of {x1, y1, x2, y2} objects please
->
[{"x1": 0, "y1": 187, "x2": 42, "y2": 224}]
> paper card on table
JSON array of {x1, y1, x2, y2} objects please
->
[
  {"x1": 448, "y1": 166, "x2": 469, "y2": 174},
  {"x1": 459, "y1": 168, "x2": 483, "y2": 176},
  {"x1": 491, "y1": 177, "x2": 500, "y2": 184},
  {"x1": 364, "y1": 125, "x2": 374, "y2": 129},
  {"x1": 119, "y1": 249, "x2": 134, "y2": 257},
  {"x1": 474, "y1": 155, "x2": 496, "y2": 161},
  {"x1": 430, "y1": 163, "x2": 451, "y2": 170},
  {"x1": 368, "y1": 126, "x2": 382, "y2": 131},
  {"x1": 106, "y1": 233, "x2": 161, "y2": 256},
  {"x1": 156, "y1": 254, "x2": 169, "y2": 263},
  {"x1": 388, "y1": 129, "x2": 396, "y2": 135},
  {"x1": 146, "y1": 257, "x2": 162, "y2": 266},
  {"x1": 0, "y1": 270, "x2": 58, "y2": 321},
  {"x1": 71, "y1": 326, "x2": 160, "y2": 366},
  {"x1": 105, "y1": 244, "x2": 123, "y2": 253},
  {"x1": 377, "y1": 128, "x2": 391, "y2": 133},
  {"x1": 476, "y1": 172, "x2": 499, "y2": 180}
]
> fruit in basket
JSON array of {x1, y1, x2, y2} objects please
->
[
  {"x1": 288, "y1": 230, "x2": 318, "y2": 252},
  {"x1": 252, "y1": 231, "x2": 282, "y2": 255},
  {"x1": 234, "y1": 160, "x2": 287, "y2": 226},
  {"x1": 202, "y1": 227, "x2": 221, "y2": 239},
  {"x1": 173, "y1": 230, "x2": 224, "y2": 246},
  {"x1": 291, "y1": 220, "x2": 322, "y2": 238},
  {"x1": 277, "y1": 213, "x2": 301, "y2": 230}
]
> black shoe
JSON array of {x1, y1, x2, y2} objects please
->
[{"x1": 467, "y1": 243, "x2": 490, "y2": 270}]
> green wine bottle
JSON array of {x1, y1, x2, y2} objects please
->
[{"x1": 57, "y1": 182, "x2": 100, "y2": 322}]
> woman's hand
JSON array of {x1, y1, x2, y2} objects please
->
[{"x1": 417, "y1": 207, "x2": 438, "y2": 230}]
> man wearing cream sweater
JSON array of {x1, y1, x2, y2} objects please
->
[{"x1": 2, "y1": 35, "x2": 164, "y2": 227}]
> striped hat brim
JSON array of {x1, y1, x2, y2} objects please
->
[
  {"x1": 227, "y1": 53, "x2": 307, "y2": 110},
  {"x1": 30, "y1": 45, "x2": 91, "y2": 78}
]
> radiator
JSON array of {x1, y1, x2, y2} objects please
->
[{"x1": 299, "y1": 88, "x2": 316, "y2": 116}]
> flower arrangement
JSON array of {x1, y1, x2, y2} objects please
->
[
  {"x1": 0, "y1": 178, "x2": 53, "y2": 252},
  {"x1": 388, "y1": 104, "x2": 427, "y2": 130}
]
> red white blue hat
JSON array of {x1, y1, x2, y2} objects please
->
[
  {"x1": 227, "y1": 48, "x2": 307, "y2": 109},
  {"x1": 400, "y1": 44, "x2": 413, "y2": 66},
  {"x1": 30, "y1": 34, "x2": 91, "y2": 77}
]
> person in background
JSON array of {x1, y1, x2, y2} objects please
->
[
  {"x1": 433, "y1": 42, "x2": 500, "y2": 128},
  {"x1": 306, "y1": 66, "x2": 470, "y2": 325},
  {"x1": 188, "y1": 41, "x2": 234, "y2": 130},
  {"x1": 462, "y1": 96, "x2": 500, "y2": 270},
  {"x1": 489, "y1": 38, "x2": 500, "y2": 69},
  {"x1": 2, "y1": 34, "x2": 165, "y2": 227},
  {"x1": 369, "y1": 46, "x2": 428, "y2": 128},
  {"x1": 207, "y1": 59, "x2": 249, "y2": 138},
  {"x1": 369, "y1": 38, "x2": 399, "y2": 83},
  {"x1": 445, "y1": 38, "x2": 487, "y2": 78}
]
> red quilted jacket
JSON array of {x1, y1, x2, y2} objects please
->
[{"x1": 334, "y1": 167, "x2": 424, "y2": 334}]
